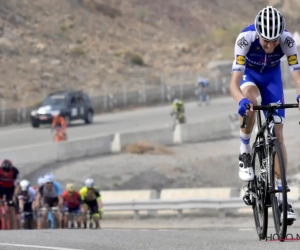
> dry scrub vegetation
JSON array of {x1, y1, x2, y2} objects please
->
[{"x1": 124, "y1": 141, "x2": 173, "y2": 155}]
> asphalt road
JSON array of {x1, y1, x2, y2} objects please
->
[
  {"x1": 1, "y1": 227, "x2": 300, "y2": 250},
  {"x1": 0, "y1": 88, "x2": 299, "y2": 150}
]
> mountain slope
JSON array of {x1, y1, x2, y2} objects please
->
[{"x1": 0, "y1": 0, "x2": 299, "y2": 107}]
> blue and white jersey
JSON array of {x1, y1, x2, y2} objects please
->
[
  {"x1": 232, "y1": 24, "x2": 300, "y2": 73},
  {"x1": 197, "y1": 77, "x2": 208, "y2": 87}
]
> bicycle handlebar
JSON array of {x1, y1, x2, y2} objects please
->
[{"x1": 240, "y1": 103, "x2": 299, "y2": 129}]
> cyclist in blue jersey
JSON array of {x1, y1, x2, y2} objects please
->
[
  {"x1": 44, "y1": 173, "x2": 62, "y2": 192},
  {"x1": 229, "y1": 6, "x2": 300, "y2": 223},
  {"x1": 196, "y1": 77, "x2": 210, "y2": 105},
  {"x1": 36, "y1": 173, "x2": 63, "y2": 228}
]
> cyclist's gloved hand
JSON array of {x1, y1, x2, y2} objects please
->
[
  {"x1": 238, "y1": 98, "x2": 252, "y2": 116},
  {"x1": 296, "y1": 95, "x2": 300, "y2": 103}
]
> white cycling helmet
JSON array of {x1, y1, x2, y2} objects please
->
[
  {"x1": 85, "y1": 178, "x2": 94, "y2": 188},
  {"x1": 254, "y1": 6, "x2": 285, "y2": 41},
  {"x1": 44, "y1": 173, "x2": 54, "y2": 183},
  {"x1": 20, "y1": 179, "x2": 30, "y2": 191},
  {"x1": 37, "y1": 177, "x2": 45, "y2": 186},
  {"x1": 45, "y1": 172, "x2": 55, "y2": 180}
]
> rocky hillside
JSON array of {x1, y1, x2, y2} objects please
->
[{"x1": 0, "y1": 0, "x2": 299, "y2": 108}]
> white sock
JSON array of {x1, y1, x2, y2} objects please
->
[{"x1": 240, "y1": 130, "x2": 251, "y2": 154}]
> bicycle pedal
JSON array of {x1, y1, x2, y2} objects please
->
[{"x1": 243, "y1": 194, "x2": 252, "y2": 206}]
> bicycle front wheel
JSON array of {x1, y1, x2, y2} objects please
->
[
  {"x1": 251, "y1": 142, "x2": 268, "y2": 240},
  {"x1": 23, "y1": 216, "x2": 33, "y2": 230},
  {"x1": 270, "y1": 140, "x2": 287, "y2": 242}
]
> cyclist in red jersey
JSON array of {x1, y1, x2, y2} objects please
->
[
  {"x1": 0, "y1": 159, "x2": 20, "y2": 229},
  {"x1": 62, "y1": 183, "x2": 82, "y2": 228}
]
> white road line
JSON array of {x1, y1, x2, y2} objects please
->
[
  {"x1": 157, "y1": 229, "x2": 178, "y2": 231},
  {"x1": 0, "y1": 243, "x2": 84, "y2": 250}
]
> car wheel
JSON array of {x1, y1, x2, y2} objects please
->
[
  {"x1": 85, "y1": 111, "x2": 93, "y2": 124},
  {"x1": 31, "y1": 121, "x2": 40, "y2": 128}
]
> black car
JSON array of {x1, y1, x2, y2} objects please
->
[{"x1": 30, "y1": 91, "x2": 94, "y2": 128}]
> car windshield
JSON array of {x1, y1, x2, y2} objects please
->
[{"x1": 41, "y1": 95, "x2": 67, "y2": 106}]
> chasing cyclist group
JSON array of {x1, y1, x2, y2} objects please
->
[{"x1": 0, "y1": 159, "x2": 103, "y2": 229}]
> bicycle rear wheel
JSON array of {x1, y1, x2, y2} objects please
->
[
  {"x1": 251, "y1": 142, "x2": 268, "y2": 240},
  {"x1": 270, "y1": 140, "x2": 287, "y2": 242},
  {"x1": 23, "y1": 215, "x2": 33, "y2": 229}
]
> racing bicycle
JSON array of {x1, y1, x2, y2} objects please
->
[
  {"x1": 86, "y1": 210, "x2": 96, "y2": 229},
  {"x1": 0, "y1": 195, "x2": 10, "y2": 230},
  {"x1": 195, "y1": 88, "x2": 210, "y2": 107},
  {"x1": 241, "y1": 102, "x2": 299, "y2": 242},
  {"x1": 171, "y1": 111, "x2": 186, "y2": 131},
  {"x1": 40, "y1": 204, "x2": 59, "y2": 229},
  {"x1": 51, "y1": 126, "x2": 67, "y2": 142},
  {"x1": 22, "y1": 211, "x2": 34, "y2": 230},
  {"x1": 64, "y1": 211, "x2": 80, "y2": 229}
]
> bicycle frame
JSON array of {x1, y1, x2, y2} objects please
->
[
  {"x1": 54, "y1": 128, "x2": 66, "y2": 142},
  {"x1": 22, "y1": 211, "x2": 34, "y2": 229},
  {"x1": 40, "y1": 205, "x2": 58, "y2": 229},
  {"x1": 48, "y1": 209, "x2": 55, "y2": 229},
  {"x1": 67, "y1": 212, "x2": 78, "y2": 229},
  {"x1": 48, "y1": 207, "x2": 59, "y2": 229},
  {"x1": 252, "y1": 108, "x2": 277, "y2": 190},
  {"x1": 87, "y1": 210, "x2": 96, "y2": 229},
  {"x1": 242, "y1": 102, "x2": 299, "y2": 202}
]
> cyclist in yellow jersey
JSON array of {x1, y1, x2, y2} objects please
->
[
  {"x1": 79, "y1": 178, "x2": 103, "y2": 229},
  {"x1": 170, "y1": 99, "x2": 186, "y2": 125}
]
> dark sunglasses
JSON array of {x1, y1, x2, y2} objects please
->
[{"x1": 262, "y1": 38, "x2": 279, "y2": 43}]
